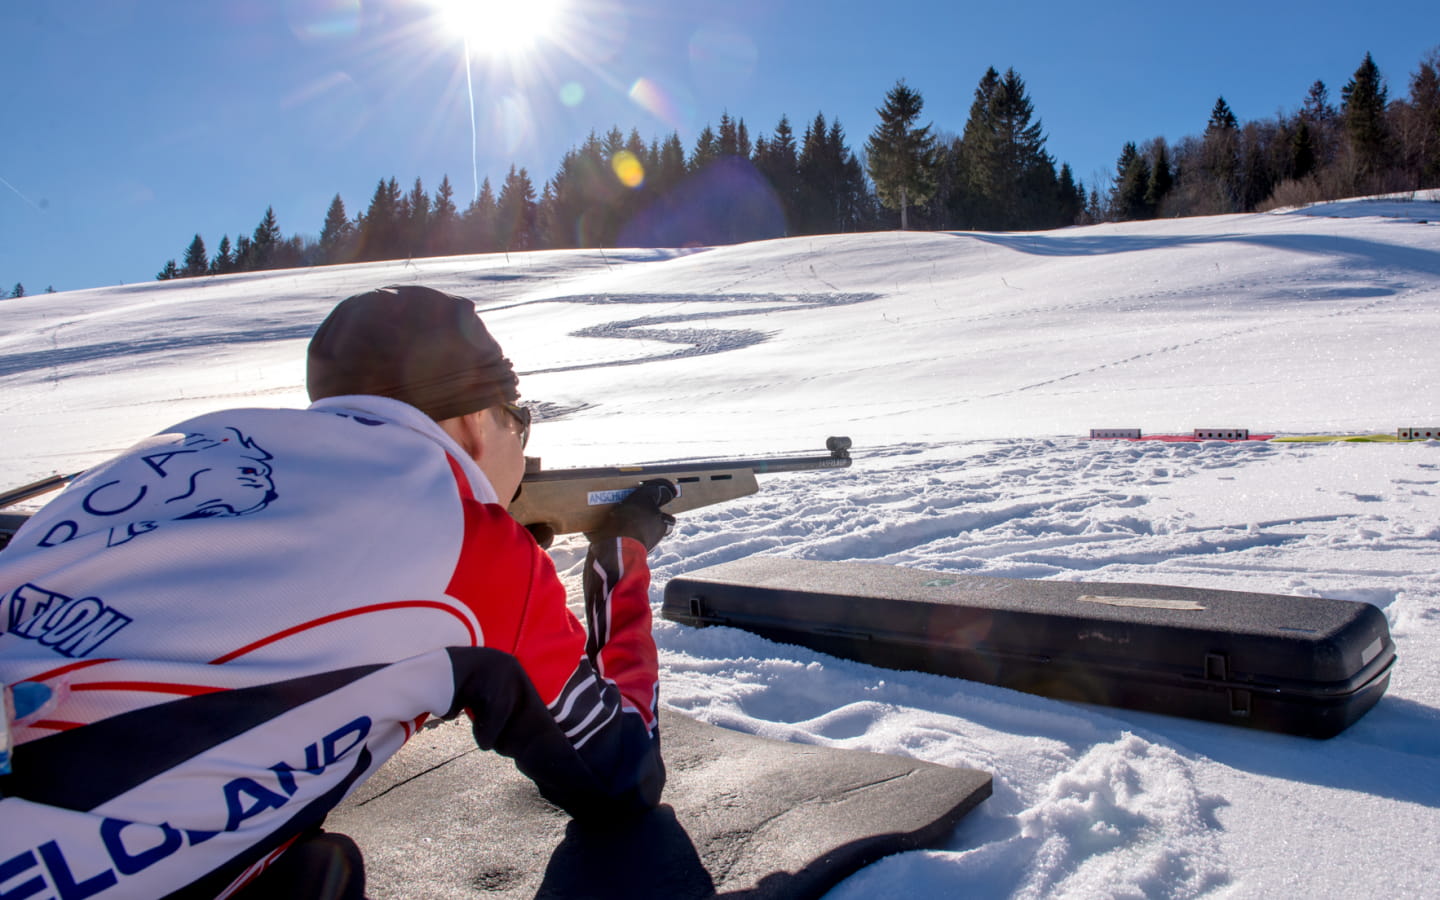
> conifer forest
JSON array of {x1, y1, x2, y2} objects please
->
[{"x1": 141, "y1": 50, "x2": 1440, "y2": 284}]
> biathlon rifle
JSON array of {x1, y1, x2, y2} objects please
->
[
  {"x1": 0, "y1": 438, "x2": 855, "y2": 550},
  {"x1": 509, "y1": 436, "x2": 853, "y2": 546}
]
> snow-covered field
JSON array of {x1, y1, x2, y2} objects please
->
[{"x1": 3, "y1": 193, "x2": 1439, "y2": 897}]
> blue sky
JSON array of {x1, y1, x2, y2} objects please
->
[{"x1": 3, "y1": 0, "x2": 1437, "y2": 294}]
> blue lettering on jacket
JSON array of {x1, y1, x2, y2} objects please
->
[
  {"x1": 37, "y1": 840, "x2": 116, "y2": 899},
  {"x1": 98, "y1": 820, "x2": 183, "y2": 877},
  {"x1": 0, "y1": 716, "x2": 374, "y2": 896},
  {"x1": 3, "y1": 584, "x2": 131, "y2": 658},
  {"x1": 0, "y1": 849, "x2": 45, "y2": 899},
  {"x1": 224, "y1": 716, "x2": 372, "y2": 830},
  {"x1": 28, "y1": 428, "x2": 278, "y2": 550}
]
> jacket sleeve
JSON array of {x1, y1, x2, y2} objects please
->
[{"x1": 444, "y1": 500, "x2": 663, "y2": 818}]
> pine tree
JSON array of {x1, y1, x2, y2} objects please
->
[
  {"x1": 430, "y1": 175, "x2": 459, "y2": 255},
  {"x1": 210, "y1": 235, "x2": 234, "y2": 274},
  {"x1": 715, "y1": 112, "x2": 751, "y2": 159},
  {"x1": 319, "y1": 194, "x2": 354, "y2": 264},
  {"x1": 832, "y1": 120, "x2": 872, "y2": 233},
  {"x1": 690, "y1": 125, "x2": 720, "y2": 171},
  {"x1": 1056, "y1": 162, "x2": 1084, "y2": 226},
  {"x1": 544, "y1": 132, "x2": 628, "y2": 248},
  {"x1": 602, "y1": 126, "x2": 626, "y2": 159},
  {"x1": 233, "y1": 235, "x2": 254, "y2": 271},
  {"x1": 1208, "y1": 96, "x2": 1239, "y2": 132},
  {"x1": 404, "y1": 177, "x2": 430, "y2": 257},
  {"x1": 957, "y1": 68, "x2": 1060, "y2": 229},
  {"x1": 1341, "y1": 52, "x2": 1391, "y2": 186},
  {"x1": 535, "y1": 179, "x2": 560, "y2": 250},
  {"x1": 1111, "y1": 142, "x2": 1151, "y2": 220},
  {"x1": 182, "y1": 234, "x2": 209, "y2": 277},
  {"x1": 1299, "y1": 80, "x2": 1340, "y2": 171},
  {"x1": 251, "y1": 206, "x2": 281, "y2": 269},
  {"x1": 655, "y1": 133, "x2": 687, "y2": 197},
  {"x1": 46, "y1": 286, "x2": 56, "y2": 293},
  {"x1": 797, "y1": 113, "x2": 870, "y2": 234},
  {"x1": 1302, "y1": 80, "x2": 1336, "y2": 125},
  {"x1": 358, "y1": 178, "x2": 401, "y2": 260},
  {"x1": 625, "y1": 128, "x2": 648, "y2": 162},
  {"x1": 1201, "y1": 97, "x2": 1241, "y2": 212},
  {"x1": 718, "y1": 112, "x2": 740, "y2": 157},
  {"x1": 1290, "y1": 119, "x2": 1317, "y2": 181},
  {"x1": 865, "y1": 81, "x2": 939, "y2": 230},
  {"x1": 1145, "y1": 141, "x2": 1174, "y2": 213},
  {"x1": 1085, "y1": 187, "x2": 1104, "y2": 224},
  {"x1": 156, "y1": 262, "x2": 179, "y2": 281},
  {"x1": 462, "y1": 177, "x2": 498, "y2": 252},
  {"x1": 755, "y1": 115, "x2": 800, "y2": 231},
  {"x1": 795, "y1": 114, "x2": 830, "y2": 233},
  {"x1": 9, "y1": 282, "x2": 24, "y2": 298},
  {"x1": 958, "y1": 67, "x2": 1003, "y2": 227},
  {"x1": 991, "y1": 69, "x2": 1059, "y2": 228},
  {"x1": 543, "y1": 146, "x2": 587, "y2": 249},
  {"x1": 495, "y1": 166, "x2": 537, "y2": 250},
  {"x1": 623, "y1": 130, "x2": 655, "y2": 238}
]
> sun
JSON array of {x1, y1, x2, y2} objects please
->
[{"x1": 428, "y1": 0, "x2": 566, "y2": 57}]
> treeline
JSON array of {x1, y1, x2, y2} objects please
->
[
  {"x1": 1106, "y1": 50, "x2": 1440, "y2": 220},
  {"x1": 154, "y1": 64, "x2": 1078, "y2": 281},
  {"x1": 144, "y1": 48, "x2": 1439, "y2": 283},
  {"x1": 156, "y1": 111, "x2": 881, "y2": 279},
  {"x1": 6, "y1": 283, "x2": 56, "y2": 298}
]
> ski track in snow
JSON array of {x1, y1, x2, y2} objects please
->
[{"x1": 496, "y1": 292, "x2": 882, "y2": 375}]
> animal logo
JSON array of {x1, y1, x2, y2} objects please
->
[
  {"x1": 154, "y1": 429, "x2": 277, "y2": 519},
  {"x1": 33, "y1": 427, "x2": 278, "y2": 548}
]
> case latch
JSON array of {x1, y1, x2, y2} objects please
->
[
  {"x1": 686, "y1": 596, "x2": 728, "y2": 626},
  {"x1": 1204, "y1": 653, "x2": 1251, "y2": 718}
]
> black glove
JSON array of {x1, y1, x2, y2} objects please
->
[
  {"x1": 589, "y1": 479, "x2": 678, "y2": 551},
  {"x1": 525, "y1": 522, "x2": 556, "y2": 550}
]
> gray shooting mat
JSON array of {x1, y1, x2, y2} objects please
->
[{"x1": 327, "y1": 709, "x2": 992, "y2": 898}]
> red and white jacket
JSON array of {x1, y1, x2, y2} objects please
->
[{"x1": 0, "y1": 395, "x2": 664, "y2": 899}]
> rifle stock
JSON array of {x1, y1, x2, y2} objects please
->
[{"x1": 510, "y1": 436, "x2": 853, "y2": 539}]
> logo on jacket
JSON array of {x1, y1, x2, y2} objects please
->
[
  {"x1": 34, "y1": 427, "x2": 278, "y2": 548},
  {"x1": 4, "y1": 582, "x2": 131, "y2": 657}
]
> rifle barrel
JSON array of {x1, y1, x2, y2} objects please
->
[
  {"x1": 0, "y1": 473, "x2": 76, "y2": 510},
  {"x1": 522, "y1": 438, "x2": 851, "y2": 483}
]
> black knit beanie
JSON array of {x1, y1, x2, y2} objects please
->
[{"x1": 307, "y1": 285, "x2": 519, "y2": 421}]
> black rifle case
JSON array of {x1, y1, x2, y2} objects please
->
[{"x1": 661, "y1": 557, "x2": 1395, "y2": 738}]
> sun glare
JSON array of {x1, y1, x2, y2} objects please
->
[{"x1": 431, "y1": 0, "x2": 565, "y2": 57}]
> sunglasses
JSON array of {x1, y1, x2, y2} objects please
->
[{"x1": 498, "y1": 402, "x2": 532, "y2": 449}]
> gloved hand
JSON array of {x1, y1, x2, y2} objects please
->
[
  {"x1": 525, "y1": 522, "x2": 556, "y2": 550},
  {"x1": 588, "y1": 479, "x2": 679, "y2": 551}
]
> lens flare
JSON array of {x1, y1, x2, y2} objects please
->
[
  {"x1": 629, "y1": 77, "x2": 681, "y2": 127},
  {"x1": 611, "y1": 150, "x2": 644, "y2": 188},
  {"x1": 559, "y1": 81, "x2": 585, "y2": 106},
  {"x1": 284, "y1": 0, "x2": 362, "y2": 43}
]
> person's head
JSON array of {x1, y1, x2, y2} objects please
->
[{"x1": 306, "y1": 285, "x2": 529, "y2": 503}]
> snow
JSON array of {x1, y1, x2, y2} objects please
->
[{"x1": 3, "y1": 192, "x2": 1440, "y2": 897}]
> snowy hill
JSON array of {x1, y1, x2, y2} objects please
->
[{"x1": 3, "y1": 194, "x2": 1439, "y2": 896}]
